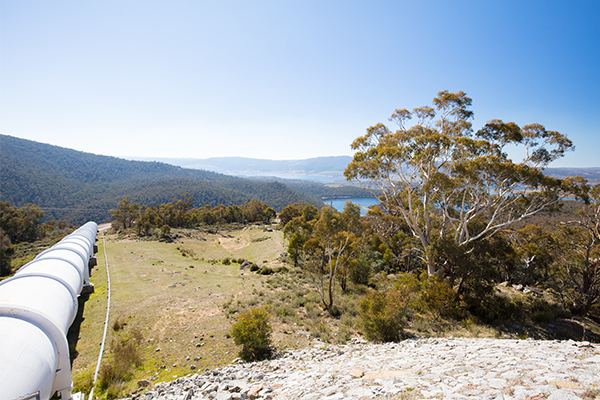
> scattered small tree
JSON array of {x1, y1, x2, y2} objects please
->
[
  {"x1": 263, "y1": 207, "x2": 277, "y2": 224},
  {"x1": 305, "y1": 204, "x2": 360, "y2": 313},
  {"x1": 231, "y1": 307, "x2": 272, "y2": 361},
  {"x1": 110, "y1": 196, "x2": 138, "y2": 230}
]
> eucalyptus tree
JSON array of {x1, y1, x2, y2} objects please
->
[
  {"x1": 283, "y1": 204, "x2": 319, "y2": 269},
  {"x1": 284, "y1": 203, "x2": 362, "y2": 313},
  {"x1": 365, "y1": 206, "x2": 420, "y2": 272},
  {"x1": 305, "y1": 203, "x2": 362, "y2": 313},
  {"x1": 506, "y1": 225, "x2": 555, "y2": 286},
  {"x1": 278, "y1": 202, "x2": 304, "y2": 227},
  {"x1": 345, "y1": 90, "x2": 574, "y2": 275},
  {"x1": 555, "y1": 183, "x2": 600, "y2": 315},
  {"x1": 110, "y1": 196, "x2": 138, "y2": 230}
]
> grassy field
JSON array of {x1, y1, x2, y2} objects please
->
[{"x1": 71, "y1": 224, "x2": 300, "y2": 395}]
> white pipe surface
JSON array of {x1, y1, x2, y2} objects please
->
[{"x1": 0, "y1": 222, "x2": 98, "y2": 400}]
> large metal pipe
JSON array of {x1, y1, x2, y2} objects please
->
[{"x1": 0, "y1": 222, "x2": 98, "y2": 400}]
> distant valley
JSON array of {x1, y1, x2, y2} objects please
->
[
  {"x1": 132, "y1": 156, "x2": 600, "y2": 185},
  {"x1": 129, "y1": 155, "x2": 353, "y2": 182}
]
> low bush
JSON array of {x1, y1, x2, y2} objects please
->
[
  {"x1": 419, "y1": 277, "x2": 461, "y2": 320},
  {"x1": 305, "y1": 302, "x2": 321, "y2": 319},
  {"x1": 259, "y1": 267, "x2": 274, "y2": 275},
  {"x1": 231, "y1": 307, "x2": 273, "y2": 361},
  {"x1": 359, "y1": 289, "x2": 409, "y2": 342},
  {"x1": 308, "y1": 320, "x2": 331, "y2": 341},
  {"x1": 274, "y1": 304, "x2": 296, "y2": 318},
  {"x1": 292, "y1": 295, "x2": 306, "y2": 308},
  {"x1": 349, "y1": 255, "x2": 372, "y2": 286},
  {"x1": 337, "y1": 324, "x2": 353, "y2": 343}
]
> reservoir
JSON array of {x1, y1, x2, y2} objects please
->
[{"x1": 325, "y1": 197, "x2": 379, "y2": 215}]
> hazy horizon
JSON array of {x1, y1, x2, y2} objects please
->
[{"x1": 1, "y1": 1, "x2": 599, "y2": 167}]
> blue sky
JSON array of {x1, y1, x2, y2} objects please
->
[{"x1": 1, "y1": 1, "x2": 599, "y2": 167}]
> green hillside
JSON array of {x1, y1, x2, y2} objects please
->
[{"x1": 0, "y1": 135, "x2": 322, "y2": 223}]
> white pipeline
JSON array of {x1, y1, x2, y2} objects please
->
[{"x1": 0, "y1": 222, "x2": 98, "y2": 400}]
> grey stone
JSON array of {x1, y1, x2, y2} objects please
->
[
  {"x1": 116, "y1": 338, "x2": 598, "y2": 400},
  {"x1": 215, "y1": 391, "x2": 233, "y2": 400}
]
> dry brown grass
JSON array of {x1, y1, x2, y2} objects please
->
[{"x1": 71, "y1": 224, "x2": 296, "y2": 396}]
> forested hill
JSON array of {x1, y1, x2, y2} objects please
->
[{"x1": 0, "y1": 135, "x2": 321, "y2": 223}]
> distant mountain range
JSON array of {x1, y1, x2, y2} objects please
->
[
  {"x1": 129, "y1": 156, "x2": 353, "y2": 182},
  {"x1": 132, "y1": 156, "x2": 600, "y2": 185},
  {"x1": 544, "y1": 167, "x2": 600, "y2": 184}
]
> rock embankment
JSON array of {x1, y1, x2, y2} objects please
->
[{"x1": 128, "y1": 337, "x2": 599, "y2": 400}]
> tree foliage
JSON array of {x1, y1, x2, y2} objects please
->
[
  {"x1": 552, "y1": 184, "x2": 600, "y2": 315},
  {"x1": 109, "y1": 194, "x2": 279, "y2": 235},
  {"x1": 0, "y1": 202, "x2": 46, "y2": 276},
  {"x1": 345, "y1": 90, "x2": 574, "y2": 275},
  {"x1": 283, "y1": 201, "x2": 365, "y2": 314}
]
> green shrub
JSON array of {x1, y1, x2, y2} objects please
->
[
  {"x1": 160, "y1": 225, "x2": 171, "y2": 238},
  {"x1": 274, "y1": 304, "x2": 296, "y2": 318},
  {"x1": 231, "y1": 307, "x2": 273, "y2": 361},
  {"x1": 337, "y1": 325, "x2": 352, "y2": 343},
  {"x1": 392, "y1": 271, "x2": 461, "y2": 320},
  {"x1": 349, "y1": 255, "x2": 372, "y2": 285},
  {"x1": 277, "y1": 290, "x2": 292, "y2": 302},
  {"x1": 329, "y1": 305, "x2": 342, "y2": 317},
  {"x1": 341, "y1": 312, "x2": 358, "y2": 328},
  {"x1": 305, "y1": 302, "x2": 321, "y2": 319},
  {"x1": 292, "y1": 295, "x2": 306, "y2": 308},
  {"x1": 259, "y1": 267, "x2": 274, "y2": 275},
  {"x1": 419, "y1": 276, "x2": 461, "y2": 319},
  {"x1": 359, "y1": 289, "x2": 408, "y2": 342},
  {"x1": 308, "y1": 320, "x2": 331, "y2": 341}
]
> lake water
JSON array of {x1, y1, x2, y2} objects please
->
[{"x1": 325, "y1": 197, "x2": 380, "y2": 215}]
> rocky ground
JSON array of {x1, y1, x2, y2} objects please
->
[{"x1": 125, "y1": 337, "x2": 599, "y2": 400}]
